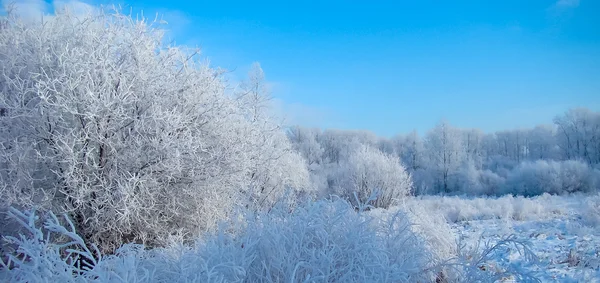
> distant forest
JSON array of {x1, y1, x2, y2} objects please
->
[{"x1": 288, "y1": 108, "x2": 600, "y2": 200}]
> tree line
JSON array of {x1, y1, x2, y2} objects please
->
[{"x1": 288, "y1": 108, "x2": 600, "y2": 201}]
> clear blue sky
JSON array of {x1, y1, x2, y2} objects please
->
[{"x1": 17, "y1": 1, "x2": 600, "y2": 135}]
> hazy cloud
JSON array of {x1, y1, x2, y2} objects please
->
[
  {"x1": 545, "y1": 0, "x2": 579, "y2": 29},
  {"x1": 496, "y1": 103, "x2": 600, "y2": 131},
  {"x1": 271, "y1": 98, "x2": 338, "y2": 129},
  {"x1": 53, "y1": 0, "x2": 97, "y2": 15},
  {"x1": 555, "y1": 0, "x2": 580, "y2": 8},
  {"x1": 1, "y1": 0, "x2": 102, "y2": 21},
  {"x1": 158, "y1": 9, "x2": 191, "y2": 35},
  {"x1": 1, "y1": 0, "x2": 50, "y2": 20}
]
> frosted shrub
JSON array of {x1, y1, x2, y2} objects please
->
[
  {"x1": 477, "y1": 170, "x2": 505, "y2": 196},
  {"x1": 198, "y1": 199, "x2": 432, "y2": 282},
  {"x1": 405, "y1": 194, "x2": 567, "y2": 223},
  {"x1": 559, "y1": 160, "x2": 599, "y2": 193},
  {"x1": 582, "y1": 194, "x2": 600, "y2": 228},
  {"x1": 452, "y1": 235, "x2": 540, "y2": 282},
  {"x1": 335, "y1": 145, "x2": 413, "y2": 208},
  {"x1": 1, "y1": 200, "x2": 435, "y2": 283},
  {"x1": 504, "y1": 161, "x2": 561, "y2": 196},
  {"x1": 0, "y1": 9, "x2": 309, "y2": 253},
  {"x1": 383, "y1": 204, "x2": 458, "y2": 263},
  {"x1": 483, "y1": 155, "x2": 518, "y2": 179},
  {"x1": 0, "y1": 208, "x2": 102, "y2": 282},
  {"x1": 510, "y1": 195, "x2": 544, "y2": 221},
  {"x1": 454, "y1": 164, "x2": 506, "y2": 196},
  {"x1": 411, "y1": 168, "x2": 435, "y2": 195},
  {"x1": 504, "y1": 160, "x2": 598, "y2": 196},
  {"x1": 454, "y1": 162, "x2": 483, "y2": 195}
]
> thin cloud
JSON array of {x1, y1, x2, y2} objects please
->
[
  {"x1": 159, "y1": 9, "x2": 191, "y2": 33},
  {"x1": 1, "y1": 0, "x2": 101, "y2": 21},
  {"x1": 116, "y1": 7, "x2": 193, "y2": 46},
  {"x1": 1, "y1": 0, "x2": 190, "y2": 37},
  {"x1": 53, "y1": 0, "x2": 97, "y2": 15},
  {"x1": 546, "y1": 0, "x2": 579, "y2": 26},
  {"x1": 271, "y1": 98, "x2": 339, "y2": 129},
  {"x1": 496, "y1": 103, "x2": 600, "y2": 132},
  {"x1": 555, "y1": 0, "x2": 580, "y2": 8},
  {"x1": 1, "y1": 0, "x2": 50, "y2": 20}
]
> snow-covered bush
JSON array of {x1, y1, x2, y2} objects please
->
[
  {"x1": 1, "y1": 200, "x2": 435, "y2": 283},
  {"x1": 375, "y1": 204, "x2": 458, "y2": 264},
  {"x1": 483, "y1": 155, "x2": 519, "y2": 178},
  {"x1": 202, "y1": 199, "x2": 432, "y2": 282},
  {"x1": 505, "y1": 161, "x2": 559, "y2": 196},
  {"x1": 582, "y1": 193, "x2": 600, "y2": 228},
  {"x1": 559, "y1": 160, "x2": 600, "y2": 193},
  {"x1": 510, "y1": 195, "x2": 546, "y2": 221},
  {"x1": 454, "y1": 162, "x2": 483, "y2": 194},
  {"x1": 373, "y1": 197, "x2": 546, "y2": 282},
  {"x1": 504, "y1": 160, "x2": 599, "y2": 196},
  {"x1": 0, "y1": 9, "x2": 309, "y2": 253},
  {"x1": 477, "y1": 169, "x2": 506, "y2": 195},
  {"x1": 451, "y1": 235, "x2": 540, "y2": 283},
  {"x1": 404, "y1": 194, "x2": 567, "y2": 223},
  {"x1": 454, "y1": 162, "x2": 506, "y2": 196},
  {"x1": 0, "y1": 208, "x2": 105, "y2": 282},
  {"x1": 335, "y1": 145, "x2": 412, "y2": 208},
  {"x1": 410, "y1": 167, "x2": 436, "y2": 195}
]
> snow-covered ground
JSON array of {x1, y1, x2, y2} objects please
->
[
  {"x1": 395, "y1": 194, "x2": 600, "y2": 282},
  {"x1": 454, "y1": 217, "x2": 600, "y2": 282},
  {"x1": 2, "y1": 194, "x2": 599, "y2": 282}
]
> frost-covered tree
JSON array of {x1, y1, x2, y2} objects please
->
[
  {"x1": 377, "y1": 137, "x2": 396, "y2": 156},
  {"x1": 462, "y1": 128, "x2": 484, "y2": 169},
  {"x1": 399, "y1": 130, "x2": 425, "y2": 172},
  {"x1": 287, "y1": 126, "x2": 324, "y2": 168},
  {"x1": 287, "y1": 126, "x2": 331, "y2": 195},
  {"x1": 235, "y1": 63, "x2": 311, "y2": 209},
  {"x1": 481, "y1": 133, "x2": 500, "y2": 160},
  {"x1": 317, "y1": 129, "x2": 378, "y2": 164},
  {"x1": 389, "y1": 131, "x2": 430, "y2": 194},
  {"x1": 554, "y1": 108, "x2": 600, "y2": 164},
  {"x1": 335, "y1": 145, "x2": 412, "y2": 208},
  {"x1": 0, "y1": 10, "x2": 309, "y2": 253},
  {"x1": 289, "y1": 128, "x2": 373, "y2": 197},
  {"x1": 424, "y1": 120, "x2": 465, "y2": 193},
  {"x1": 317, "y1": 129, "x2": 345, "y2": 164},
  {"x1": 504, "y1": 160, "x2": 599, "y2": 196},
  {"x1": 527, "y1": 125, "x2": 558, "y2": 160},
  {"x1": 494, "y1": 129, "x2": 529, "y2": 163}
]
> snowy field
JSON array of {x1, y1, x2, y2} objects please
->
[
  {"x1": 373, "y1": 194, "x2": 600, "y2": 282},
  {"x1": 2, "y1": 193, "x2": 598, "y2": 282}
]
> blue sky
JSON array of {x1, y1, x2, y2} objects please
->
[{"x1": 6, "y1": 0, "x2": 600, "y2": 136}]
